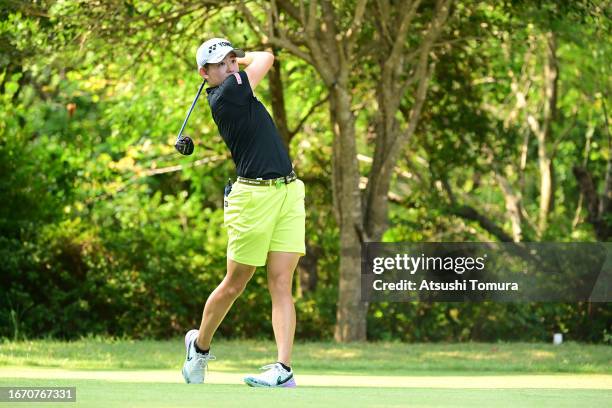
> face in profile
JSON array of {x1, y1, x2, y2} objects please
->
[{"x1": 200, "y1": 53, "x2": 238, "y2": 86}]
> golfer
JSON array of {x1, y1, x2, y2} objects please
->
[{"x1": 181, "y1": 38, "x2": 305, "y2": 388}]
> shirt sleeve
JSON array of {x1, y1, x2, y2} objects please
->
[{"x1": 218, "y1": 71, "x2": 252, "y2": 106}]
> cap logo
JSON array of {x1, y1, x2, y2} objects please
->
[{"x1": 208, "y1": 41, "x2": 232, "y2": 54}]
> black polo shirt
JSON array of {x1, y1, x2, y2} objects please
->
[{"x1": 206, "y1": 71, "x2": 293, "y2": 179}]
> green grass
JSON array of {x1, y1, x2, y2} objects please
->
[
  {"x1": 1, "y1": 339, "x2": 611, "y2": 407},
  {"x1": 1, "y1": 338, "x2": 610, "y2": 374},
  {"x1": 0, "y1": 378, "x2": 610, "y2": 408}
]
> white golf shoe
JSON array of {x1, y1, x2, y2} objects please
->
[
  {"x1": 181, "y1": 329, "x2": 215, "y2": 384},
  {"x1": 243, "y1": 363, "x2": 296, "y2": 388}
]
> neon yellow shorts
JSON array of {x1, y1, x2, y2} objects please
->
[{"x1": 223, "y1": 179, "x2": 306, "y2": 266}]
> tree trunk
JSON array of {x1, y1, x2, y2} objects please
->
[
  {"x1": 573, "y1": 166, "x2": 610, "y2": 240},
  {"x1": 535, "y1": 32, "x2": 558, "y2": 237},
  {"x1": 537, "y1": 156, "x2": 553, "y2": 235},
  {"x1": 599, "y1": 100, "x2": 611, "y2": 219},
  {"x1": 268, "y1": 52, "x2": 290, "y2": 149},
  {"x1": 364, "y1": 0, "x2": 449, "y2": 241},
  {"x1": 296, "y1": 247, "x2": 318, "y2": 296},
  {"x1": 329, "y1": 85, "x2": 367, "y2": 342},
  {"x1": 495, "y1": 172, "x2": 523, "y2": 242}
]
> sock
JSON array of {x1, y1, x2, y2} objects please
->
[
  {"x1": 278, "y1": 362, "x2": 291, "y2": 372},
  {"x1": 194, "y1": 340, "x2": 209, "y2": 355}
]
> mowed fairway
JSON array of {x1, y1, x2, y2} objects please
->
[{"x1": 1, "y1": 339, "x2": 611, "y2": 407}]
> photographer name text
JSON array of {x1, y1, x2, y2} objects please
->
[{"x1": 372, "y1": 279, "x2": 519, "y2": 291}]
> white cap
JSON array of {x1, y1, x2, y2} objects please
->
[{"x1": 196, "y1": 38, "x2": 245, "y2": 68}]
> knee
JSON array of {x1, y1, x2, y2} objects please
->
[
  {"x1": 219, "y1": 281, "x2": 247, "y2": 300},
  {"x1": 268, "y1": 276, "x2": 292, "y2": 296}
]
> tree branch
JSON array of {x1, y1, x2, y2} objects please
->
[
  {"x1": 440, "y1": 177, "x2": 514, "y2": 242},
  {"x1": 289, "y1": 93, "x2": 330, "y2": 138},
  {"x1": 385, "y1": 0, "x2": 421, "y2": 76},
  {"x1": 345, "y1": 0, "x2": 368, "y2": 54},
  {"x1": 240, "y1": 0, "x2": 314, "y2": 64}
]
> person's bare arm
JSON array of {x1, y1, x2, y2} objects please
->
[{"x1": 237, "y1": 51, "x2": 274, "y2": 91}]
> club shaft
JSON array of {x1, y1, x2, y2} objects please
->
[{"x1": 176, "y1": 80, "x2": 206, "y2": 141}]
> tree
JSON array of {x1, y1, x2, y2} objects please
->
[{"x1": 239, "y1": 0, "x2": 452, "y2": 341}]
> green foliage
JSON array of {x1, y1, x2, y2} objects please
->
[
  {"x1": 1, "y1": 1, "x2": 610, "y2": 342},
  {"x1": 368, "y1": 301, "x2": 611, "y2": 343}
]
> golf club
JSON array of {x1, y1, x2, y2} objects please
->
[{"x1": 174, "y1": 80, "x2": 207, "y2": 155}]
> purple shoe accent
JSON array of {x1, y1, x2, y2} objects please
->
[
  {"x1": 243, "y1": 376, "x2": 297, "y2": 388},
  {"x1": 280, "y1": 377, "x2": 297, "y2": 388}
]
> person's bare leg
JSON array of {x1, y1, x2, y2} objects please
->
[
  {"x1": 267, "y1": 251, "x2": 300, "y2": 366},
  {"x1": 197, "y1": 259, "x2": 256, "y2": 349}
]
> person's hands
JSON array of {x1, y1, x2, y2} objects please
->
[
  {"x1": 175, "y1": 135, "x2": 194, "y2": 155},
  {"x1": 236, "y1": 52, "x2": 255, "y2": 67}
]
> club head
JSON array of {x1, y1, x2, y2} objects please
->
[{"x1": 175, "y1": 136, "x2": 194, "y2": 155}]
